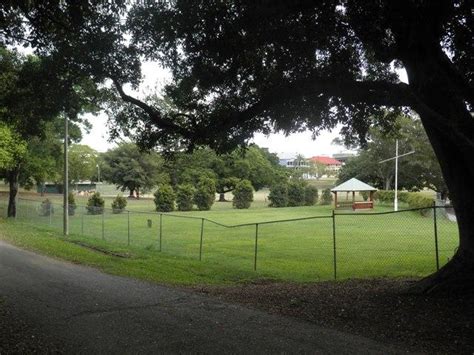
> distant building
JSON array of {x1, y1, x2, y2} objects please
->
[
  {"x1": 310, "y1": 156, "x2": 342, "y2": 172},
  {"x1": 332, "y1": 152, "x2": 356, "y2": 164},
  {"x1": 37, "y1": 181, "x2": 102, "y2": 194},
  {"x1": 278, "y1": 153, "x2": 309, "y2": 169},
  {"x1": 278, "y1": 153, "x2": 310, "y2": 179}
]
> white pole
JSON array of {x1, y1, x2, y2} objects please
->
[
  {"x1": 63, "y1": 115, "x2": 69, "y2": 236},
  {"x1": 394, "y1": 139, "x2": 398, "y2": 212}
]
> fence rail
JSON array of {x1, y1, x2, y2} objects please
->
[{"x1": 0, "y1": 197, "x2": 459, "y2": 281}]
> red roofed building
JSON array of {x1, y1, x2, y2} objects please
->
[{"x1": 310, "y1": 156, "x2": 342, "y2": 172}]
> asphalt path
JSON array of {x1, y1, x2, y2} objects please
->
[{"x1": 0, "y1": 241, "x2": 407, "y2": 354}]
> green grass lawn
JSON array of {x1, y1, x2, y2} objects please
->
[{"x1": 0, "y1": 192, "x2": 459, "y2": 284}]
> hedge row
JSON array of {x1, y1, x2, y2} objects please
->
[
  {"x1": 153, "y1": 178, "x2": 255, "y2": 211},
  {"x1": 374, "y1": 190, "x2": 434, "y2": 214},
  {"x1": 268, "y1": 181, "x2": 320, "y2": 208}
]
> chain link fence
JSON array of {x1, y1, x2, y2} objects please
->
[{"x1": 0, "y1": 197, "x2": 459, "y2": 281}]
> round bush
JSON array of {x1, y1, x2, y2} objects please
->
[
  {"x1": 320, "y1": 188, "x2": 333, "y2": 205},
  {"x1": 111, "y1": 194, "x2": 127, "y2": 214},
  {"x1": 194, "y1": 177, "x2": 216, "y2": 211},
  {"x1": 232, "y1": 180, "x2": 254, "y2": 209},
  {"x1": 68, "y1": 192, "x2": 77, "y2": 216},
  {"x1": 40, "y1": 199, "x2": 53, "y2": 216},
  {"x1": 304, "y1": 185, "x2": 318, "y2": 206},
  {"x1": 176, "y1": 184, "x2": 195, "y2": 211},
  {"x1": 154, "y1": 184, "x2": 175, "y2": 212},
  {"x1": 288, "y1": 181, "x2": 306, "y2": 207},
  {"x1": 268, "y1": 183, "x2": 288, "y2": 207},
  {"x1": 86, "y1": 192, "x2": 105, "y2": 215}
]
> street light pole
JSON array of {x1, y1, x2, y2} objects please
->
[
  {"x1": 394, "y1": 139, "x2": 399, "y2": 211},
  {"x1": 63, "y1": 114, "x2": 69, "y2": 236}
]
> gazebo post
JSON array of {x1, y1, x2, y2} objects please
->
[
  {"x1": 334, "y1": 192, "x2": 338, "y2": 208},
  {"x1": 352, "y1": 191, "x2": 355, "y2": 203}
]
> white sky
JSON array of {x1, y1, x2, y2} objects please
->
[{"x1": 80, "y1": 61, "x2": 408, "y2": 158}]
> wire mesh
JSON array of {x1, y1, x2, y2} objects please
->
[{"x1": 1, "y1": 197, "x2": 460, "y2": 281}]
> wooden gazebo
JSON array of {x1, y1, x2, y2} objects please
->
[{"x1": 331, "y1": 178, "x2": 377, "y2": 210}]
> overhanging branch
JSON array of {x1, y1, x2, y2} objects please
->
[{"x1": 112, "y1": 78, "x2": 192, "y2": 137}]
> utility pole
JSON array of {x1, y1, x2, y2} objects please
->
[
  {"x1": 63, "y1": 114, "x2": 69, "y2": 236},
  {"x1": 379, "y1": 139, "x2": 415, "y2": 211}
]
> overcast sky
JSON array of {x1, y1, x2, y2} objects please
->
[{"x1": 80, "y1": 61, "x2": 408, "y2": 158}]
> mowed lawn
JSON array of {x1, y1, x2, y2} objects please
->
[{"x1": 0, "y1": 191, "x2": 459, "y2": 283}]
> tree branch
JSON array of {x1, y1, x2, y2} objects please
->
[
  {"x1": 111, "y1": 78, "x2": 192, "y2": 137},
  {"x1": 218, "y1": 76, "x2": 413, "y2": 133}
]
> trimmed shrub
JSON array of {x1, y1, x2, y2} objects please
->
[
  {"x1": 398, "y1": 191, "x2": 410, "y2": 203},
  {"x1": 86, "y1": 192, "x2": 105, "y2": 214},
  {"x1": 40, "y1": 199, "x2": 53, "y2": 216},
  {"x1": 406, "y1": 192, "x2": 434, "y2": 215},
  {"x1": 111, "y1": 194, "x2": 127, "y2": 214},
  {"x1": 304, "y1": 185, "x2": 319, "y2": 206},
  {"x1": 176, "y1": 184, "x2": 195, "y2": 211},
  {"x1": 232, "y1": 180, "x2": 254, "y2": 209},
  {"x1": 268, "y1": 183, "x2": 288, "y2": 207},
  {"x1": 154, "y1": 184, "x2": 175, "y2": 212},
  {"x1": 320, "y1": 188, "x2": 333, "y2": 205},
  {"x1": 194, "y1": 177, "x2": 216, "y2": 211},
  {"x1": 68, "y1": 192, "x2": 77, "y2": 216},
  {"x1": 374, "y1": 190, "x2": 394, "y2": 203},
  {"x1": 288, "y1": 181, "x2": 306, "y2": 207},
  {"x1": 360, "y1": 191, "x2": 369, "y2": 201}
]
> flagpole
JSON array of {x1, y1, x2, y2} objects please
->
[{"x1": 379, "y1": 140, "x2": 414, "y2": 212}]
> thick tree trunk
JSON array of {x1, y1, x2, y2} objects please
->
[
  {"x1": 7, "y1": 168, "x2": 20, "y2": 218},
  {"x1": 136, "y1": 187, "x2": 140, "y2": 200},
  {"x1": 404, "y1": 52, "x2": 474, "y2": 294},
  {"x1": 218, "y1": 193, "x2": 226, "y2": 202},
  {"x1": 128, "y1": 188, "x2": 135, "y2": 198}
]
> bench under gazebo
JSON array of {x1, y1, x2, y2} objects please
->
[{"x1": 331, "y1": 178, "x2": 377, "y2": 210}]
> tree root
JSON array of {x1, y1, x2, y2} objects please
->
[{"x1": 406, "y1": 248, "x2": 474, "y2": 296}]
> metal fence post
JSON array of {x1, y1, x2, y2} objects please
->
[
  {"x1": 101, "y1": 210, "x2": 105, "y2": 240},
  {"x1": 254, "y1": 223, "x2": 259, "y2": 271},
  {"x1": 199, "y1": 218, "x2": 204, "y2": 261},
  {"x1": 159, "y1": 213, "x2": 163, "y2": 252},
  {"x1": 127, "y1": 211, "x2": 131, "y2": 246},
  {"x1": 332, "y1": 210, "x2": 337, "y2": 280},
  {"x1": 433, "y1": 201, "x2": 440, "y2": 271}
]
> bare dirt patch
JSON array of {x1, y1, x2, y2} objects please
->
[{"x1": 192, "y1": 278, "x2": 473, "y2": 354}]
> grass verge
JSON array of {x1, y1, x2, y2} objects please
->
[{"x1": 0, "y1": 219, "x2": 265, "y2": 286}]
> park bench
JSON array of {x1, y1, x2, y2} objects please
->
[{"x1": 352, "y1": 201, "x2": 373, "y2": 210}]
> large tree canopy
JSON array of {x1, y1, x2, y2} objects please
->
[
  {"x1": 0, "y1": 46, "x2": 92, "y2": 216},
  {"x1": 67, "y1": 144, "x2": 98, "y2": 184},
  {"x1": 163, "y1": 145, "x2": 284, "y2": 201},
  {"x1": 101, "y1": 143, "x2": 167, "y2": 198},
  {"x1": 1, "y1": 1, "x2": 473, "y2": 292}
]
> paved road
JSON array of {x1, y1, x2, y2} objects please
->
[{"x1": 0, "y1": 241, "x2": 406, "y2": 354}]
